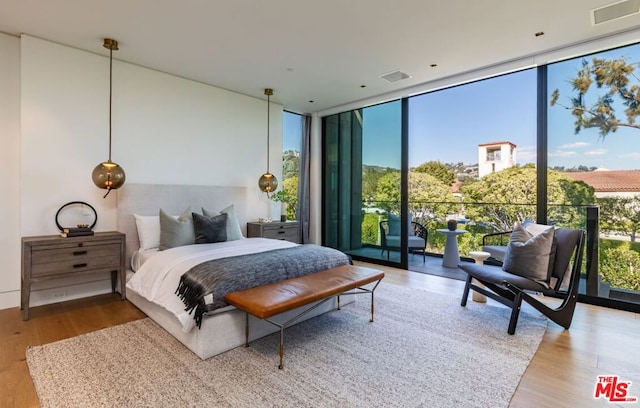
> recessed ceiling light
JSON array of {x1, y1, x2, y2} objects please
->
[{"x1": 535, "y1": 31, "x2": 545, "y2": 37}]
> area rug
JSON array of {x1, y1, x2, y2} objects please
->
[{"x1": 27, "y1": 283, "x2": 546, "y2": 408}]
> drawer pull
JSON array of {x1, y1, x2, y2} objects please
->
[
  {"x1": 278, "y1": 230, "x2": 286, "y2": 234},
  {"x1": 73, "y1": 250, "x2": 88, "y2": 256},
  {"x1": 73, "y1": 263, "x2": 88, "y2": 269}
]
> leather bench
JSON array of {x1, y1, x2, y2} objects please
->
[{"x1": 224, "y1": 264, "x2": 385, "y2": 369}]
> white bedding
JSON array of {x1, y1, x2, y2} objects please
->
[{"x1": 126, "y1": 237, "x2": 298, "y2": 332}]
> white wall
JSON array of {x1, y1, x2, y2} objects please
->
[
  {"x1": 0, "y1": 33, "x2": 21, "y2": 310},
  {"x1": 0, "y1": 35, "x2": 283, "y2": 310}
]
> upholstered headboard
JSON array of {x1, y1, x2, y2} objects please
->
[{"x1": 116, "y1": 183, "x2": 248, "y2": 267}]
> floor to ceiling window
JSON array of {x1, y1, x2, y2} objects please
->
[
  {"x1": 547, "y1": 42, "x2": 640, "y2": 307},
  {"x1": 323, "y1": 101, "x2": 403, "y2": 266},
  {"x1": 407, "y1": 70, "x2": 537, "y2": 275},
  {"x1": 278, "y1": 111, "x2": 303, "y2": 221},
  {"x1": 321, "y1": 39, "x2": 640, "y2": 312}
]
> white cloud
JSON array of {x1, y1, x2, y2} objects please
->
[
  {"x1": 558, "y1": 142, "x2": 590, "y2": 149},
  {"x1": 620, "y1": 152, "x2": 640, "y2": 159},
  {"x1": 549, "y1": 150, "x2": 577, "y2": 157},
  {"x1": 584, "y1": 148, "x2": 607, "y2": 156}
]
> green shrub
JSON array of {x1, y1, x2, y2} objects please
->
[
  {"x1": 362, "y1": 213, "x2": 380, "y2": 245},
  {"x1": 600, "y1": 245, "x2": 640, "y2": 291}
]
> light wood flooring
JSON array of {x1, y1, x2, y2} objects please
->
[{"x1": 1, "y1": 263, "x2": 639, "y2": 407}]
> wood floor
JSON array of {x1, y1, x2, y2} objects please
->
[{"x1": 1, "y1": 264, "x2": 639, "y2": 407}]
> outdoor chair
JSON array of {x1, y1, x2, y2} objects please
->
[
  {"x1": 459, "y1": 224, "x2": 585, "y2": 335},
  {"x1": 481, "y1": 230, "x2": 512, "y2": 263},
  {"x1": 380, "y1": 219, "x2": 428, "y2": 262}
]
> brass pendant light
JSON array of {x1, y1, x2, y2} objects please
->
[
  {"x1": 92, "y1": 38, "x2": 126, "y2": 198},
  {"x1": 258, "y1": 88, "x2": 278, "y2": 197}
]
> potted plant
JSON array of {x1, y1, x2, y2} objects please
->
[{"x1": 271, "y1": 190, "x2": 288, "y2": 222}]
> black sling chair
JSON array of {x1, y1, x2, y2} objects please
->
[{"x1": 459, "y1": 227, "x2": 585, "y2": 335}]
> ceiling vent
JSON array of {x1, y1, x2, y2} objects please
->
[
  {"x1": 592, "y1": 0, "x2": 640, "y2": 25},
  {"x1": 379, "y1": 70, "x2": 411, "y2": 83}
]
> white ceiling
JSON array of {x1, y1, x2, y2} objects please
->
[{"x1": 1, "y1": 0, "x2": 640, "y2": 113}]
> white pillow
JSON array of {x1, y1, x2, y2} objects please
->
[
  {"x1": 134, "y1": 214, "x2": 161, "y2": 250},
  {"x1": 134, "y1": 213, "x2": 180, "y2": 250}
]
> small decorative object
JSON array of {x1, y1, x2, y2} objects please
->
[
  {"x1": 258, "y1": 88, "x2": 278, "y2": 197},
  {"x1": 55, "y1": 201, "x2": 97, "y2": 237},
  {"x1": 92, "y1": 38, "x2": 126, "y2": 198},
  {"x1": 447, "y1": 219, "x2": 458, "y2": 231},
  {"x1": 280, "y1": 202, "x2": 287, "y2": 222}
]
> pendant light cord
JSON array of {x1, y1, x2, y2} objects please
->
[
  {"x1": 108, "y1": 47, "x2": 113, "y2": 163},
  {"x1": 266, "y1": 91, "x2": 270, "y2": 172}
]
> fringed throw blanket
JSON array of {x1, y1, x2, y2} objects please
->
[{"x1": 176, "y1": 244, "x2": 351, "y2": 328}]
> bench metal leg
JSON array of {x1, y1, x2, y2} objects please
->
[
  {"x1": 246, "y1": 278, "x2": 384, "y2": 369},
  {"x1": 245, "y1": 312, "x2": 250, "y2": 347},
  {"x1": 279, "y1": 327, "x2": 285, "y2": 369}
]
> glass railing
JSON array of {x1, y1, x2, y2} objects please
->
[{"x1": 358, "y1": 200, "x2": 640, "y2": 305}]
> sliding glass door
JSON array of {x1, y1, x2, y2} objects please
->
[{"x1": 323, "y1": 101, "x2": 404, "y2": 266}]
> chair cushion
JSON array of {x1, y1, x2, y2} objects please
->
[
  {"x1": 460, "y1": 263, "x2": 549, "y2": 292},
  {"x1": 385, "y1": 235, "x2": 425, "y2": 249},
  {"x1": 482, "y1": 245, "x2": 507, "y2": 261},
  {"x1": 388, "y1": 214, "x2": 401, "y2": 236},
  {"x1": 501, "y1": 222, "x2": 555, "y2": 287}
]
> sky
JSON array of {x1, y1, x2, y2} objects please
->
[
  {"x1": 283, "y1": 111, "x2": 303, "y2": 152},
  {"x1": 359, "y1": 42, "x2": 640, "y2": 171}
]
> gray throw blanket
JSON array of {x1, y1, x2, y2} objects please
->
[{"x1": 175, "y1": 244, "x2": 351, "y2": 328}]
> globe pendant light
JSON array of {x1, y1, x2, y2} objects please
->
[
  {"x1": 92, "y1": 38, "x2": 126, "y2": 198},
  {"x1": 258, "y1": 88, "x2": 278, "y2": 197}
]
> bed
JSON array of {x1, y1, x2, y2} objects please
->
[{"x1": 117, "y1": 183, "x2": 354, "y2": 360}]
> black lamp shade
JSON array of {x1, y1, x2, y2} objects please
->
[{"x1": 92, "y1": 160, "x2": 126, "y2": 194}]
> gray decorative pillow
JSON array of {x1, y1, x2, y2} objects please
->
[
  {"x1": 202, "y1": 204, "x2": 243, "y2": 241},
  {"x1": 159, "y1": 208, "x2": 195, "y2": 250},
  {"x1": 522, "y1": 221, "x2": 557, "y2": 281},
  {"x1": 502, "y1": 222, "x2": 555, "y2": 286},
  {"x1": 388, "y1": 214, "x2": 401, "y2": 236},
  {"x1": 192, "y1": 212, "x2": 228, "y2": 244}
]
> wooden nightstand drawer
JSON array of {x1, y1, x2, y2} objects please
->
[
  {"x1": 32, "y1": 242, "x2": 121, "y2": 264},
  {"x1": 31, "y1": 251, "x2": 121, "y2": 277},
  {"x1": 247, "y1": 221, "x2": 300, "y2": 244},
  {"x1": 21, "y1": 231, "x2": 126, "y2": 320},
  {"x1": 261, "y1": 226, "x2": 298, "y2": 242}
]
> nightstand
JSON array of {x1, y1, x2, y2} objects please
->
[
  {"x1": 21, "y1": 231, "x2": 126, "y2": 320},
  {"x1": 247, "y1": 221, "x2": 300, "y2": 243}
]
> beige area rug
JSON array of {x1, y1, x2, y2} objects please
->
[{"x1": 27, "y1": 283, "x2": 546, "y2": 407}]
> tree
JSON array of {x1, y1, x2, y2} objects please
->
[
  {"x1": 599, "y1": 196, "x2": 640, "y2": 242},
  {"x1": 282, "y1": 150, "x2": 299, "y2": 180},
  {"x1": 414, "y1": 161, "x2": 456, "y2": 186},
  {"x1": 550, "y1": 57, "x2": 640, "y2": 138},
  {"x1": 272, "y1": 175, "x2": 298, "y2": 220},
  {"x1": 362, "y1": 165, "x2": 396, "y2": 204},
  {"x1": 374, "y1": 171, "x2": 457, "y2": 220},
  {"x1": 461, "y1": 164, "x2": 595, "y2": 231}
]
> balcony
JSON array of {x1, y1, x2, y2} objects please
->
[{"x1": 351, "y1": 200, "x2": 640, "y2": 308}]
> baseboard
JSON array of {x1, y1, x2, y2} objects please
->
[
  {"x1": 0, "y1": 291, "x2": 20, "y2": 311},
  {"x1": 0, "y1": 277, "x2": 115, "y2": 311}
]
